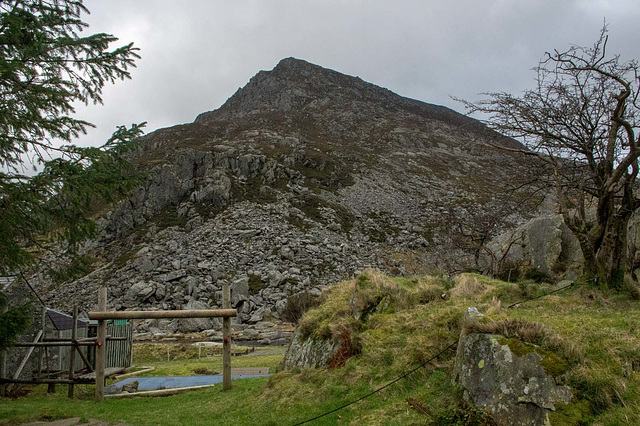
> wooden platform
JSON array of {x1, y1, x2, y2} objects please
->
[
  {"x1": 230, "y1": 367, "x2": 269, "y2": 375},
  {"x1": 76, "y1": 367, "x2": 125, "y2": 383}
]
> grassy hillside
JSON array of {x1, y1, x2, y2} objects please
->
[{"x1": 1, "y1": 272, "x2": 639, "y2": 425}]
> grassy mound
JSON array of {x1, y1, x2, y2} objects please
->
[{"x1": 263, "y1": 270, "x2": 640, "y2": 425}]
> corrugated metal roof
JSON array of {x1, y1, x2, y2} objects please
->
[{"x1": 46, "y1": 308, "x2": 89, "y2": 331}]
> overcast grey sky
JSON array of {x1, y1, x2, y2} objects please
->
[{"x1": 75, "y1": 0, "x2": 640, "y2": 147}]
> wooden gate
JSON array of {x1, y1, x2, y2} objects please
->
[{"x1": 107, "y1": 321, "x2": 132, "y2": 368}]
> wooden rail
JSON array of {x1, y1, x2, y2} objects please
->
[
  {"x1": 88, "y1": 309, "x2": 237, "y2": 320},
  {"x1": 90, "y1": 286, "x2": 236, "y2": 401},
  {"x1": 12, "y1": 341, "x2": 98, "y2": 347}
]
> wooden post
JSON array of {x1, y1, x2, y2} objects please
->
[
  {"x1": 95, "y1": 288, "x2": 107, "y2": 402},
  {"x1": 37, "y1": 307, "x2": 45, "y2": 380},
  {"x1": 0, "y1": 347, "x2": 5, "y2": 398},
  {"x1": 222, "y1": 285, "x2": 231, "y2": 391},
  {"x1": 68, "y1": 306, "x2": 77, "y2": 398},
  {"x1": 129, "y1": 321, "x2": 133, "y2": 367},
  {"x1": 45, "y1": 347, "x2": 55, "y2": 393},
  {"x1": 0, "y1": 300, "x2": 6, "y2": 397}
]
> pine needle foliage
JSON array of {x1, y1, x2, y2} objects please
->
[
  {"x1": 0, "y1": 0, "x2": 145, "y2": 274},
  {"x1": 0, "y1": 290, "x2": 33, "y2": 351}
]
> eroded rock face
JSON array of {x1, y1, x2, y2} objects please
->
[
  {"x1": 454, "y1": 333, "x2": 572, "y2": 426},
  {"x1": 481, "y1": 215, "x2": 583, "y2": 281},
  {"x1": 280, "y1": 328, "x2": 338, "y2": 370}
]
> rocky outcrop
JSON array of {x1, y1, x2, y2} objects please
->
[
  {"x1": 104, "y1": 380, "x2": 139, "y2": 395},
  {"x1": 454, "y1": 333, "x2": 572, "y2": 426},
  {"x1": 280, "y1": 328, "x2": 339, "y2": 370},
  {"x1": 480, "y1": 215, "x2": 583, "y2": 281}
]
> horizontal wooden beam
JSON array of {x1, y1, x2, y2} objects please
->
[
  {"x1": 13, "y1": 341, "x2": 97, "y2": 347},
  {"x1": 0, "y1": 378, "x2": 75, "y2": 385},
  {"x1": 88, "y1": 309, "x2": 237, "y2": 320},
  {"x1": 105, "y1": 383, "x2": 216, "y2": 399},
  {"x1": 42, "y1": 336, "x2": 127, "y2": 342}
]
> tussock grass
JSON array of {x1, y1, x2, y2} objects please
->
[
  {"x1": 463, "y1": 317, "x2": 582, "y2": 365},
  {"x1": 450, "y1": 273, "x2": 487, "y2": 298}
]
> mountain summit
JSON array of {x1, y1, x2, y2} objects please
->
[
  {"x1": 33, "y1": 59, "x2": 539, "y2": 338},
  {"x1": 195, "y1": 58, "x2": 514, "y2": 147}
]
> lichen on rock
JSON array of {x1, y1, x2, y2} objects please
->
[{"x1": 454, "y1": 333, "x2": 572, "y2": 426}]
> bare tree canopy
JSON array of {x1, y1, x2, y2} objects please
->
[{"x1": 460, "y1": 25, "x2": 640, "y2": 289}]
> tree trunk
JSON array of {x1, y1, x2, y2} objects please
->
[
  {"x1": 566, "y1": 205, "x2": 631, "y2": 290},
  {"x1": 595, "y1": 212, "x2": 631, "y2": 290}
]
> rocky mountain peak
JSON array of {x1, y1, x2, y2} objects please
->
[
  {"x1": 194, "y1": 57, "x2": 377, "y2": 121},
  {"x1": 194, "y1": 58, "x2": 520, "y2": 150},
  {"x1": 196, "y1": 59, "x2": 464, "y2": 130}
]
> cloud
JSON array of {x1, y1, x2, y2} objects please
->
[{"x1": 75, "y1": 0, "x2": 640, "y2": 146}]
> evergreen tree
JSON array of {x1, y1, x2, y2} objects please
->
[
  {"x1": 0, "y1": 290, "x2": 32, "y2": 351},
  {"x1": 0, "y1": 0, "x2": 145, "y2": 276}
]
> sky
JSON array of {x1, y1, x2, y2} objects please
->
[{"x1": 74, "y1": 0, "x2": 640, "y2": 147}]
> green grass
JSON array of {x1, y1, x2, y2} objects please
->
[
  {"x1": 2, "y1": 272, "x2": 639, "y2": 425},
  {"x1": 139, "y1": 354, "x2": 285, "y2": 377}
]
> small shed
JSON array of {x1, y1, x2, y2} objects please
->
[{"x1": 1, "y1": 277, "x2": 131, "y2": 381}]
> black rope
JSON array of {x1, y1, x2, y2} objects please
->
[
  {"x1": 506, "y1": 281, "x2": 575, "y2": 309},
  {"x1": 292, "y1": 340, "x2": 459, "y2": 425},
  {"x1": 19, "y1": 270, "x2": 47, "y2": 307}
]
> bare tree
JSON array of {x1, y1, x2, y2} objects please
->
[{"x1": 459, "y1": 26, "x2": 640, "y2": 289}]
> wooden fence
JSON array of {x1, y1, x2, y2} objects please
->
[
  {"x1": 107, "y1": 322, "x2": 132, "y2": 368},
  {"x1": 88, "y1": 286, "x2": 236, "y2": 402}
]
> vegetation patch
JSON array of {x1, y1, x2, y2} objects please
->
[
  {"x1": 450, "y1": 274, "x2": 487, "y2": 298},
  {"x1": 275, "y1": 272, "x2": 640, "y2": 425},
  {"x1": 110, "y1": 248, "x2": 137, "y2": 271},
  {"x1": 290, "y1": 194, "x2": 355, "y2": 232},
  {"x1": 248, "y1": 273, "x2": 266, "y2": 295},
  {"x1": 232, "y1": 176, "x2": 279, "y2": 204},
  {"x1": 292, "y1": 151, "x2": 355, "y2": 193},
  {"x1": 280, "y1": 291, "x2": 321, "y2": 324},
  {"x1": 497, "y1": 337, "x2": 569, "y2": 377},
  {"x1": 49, "y1": 254, "x2": 98, "y2": 285},
  {"x1": 150, "y1": 209, "x2": 188, "y2": 229},
  {"x1": 464, "y1": 317, "x2": 581, "y2": 367}
]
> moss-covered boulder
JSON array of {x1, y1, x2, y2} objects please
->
[
  {"x1": 280, "y1": 328, "x2": 339, "y2": 370},
  {"x1": 481, "y1": 214, "x2": 583, "y2": 281},
  {"x1": 454, "y1": 333, "x2": 572, "y2": 426}
]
